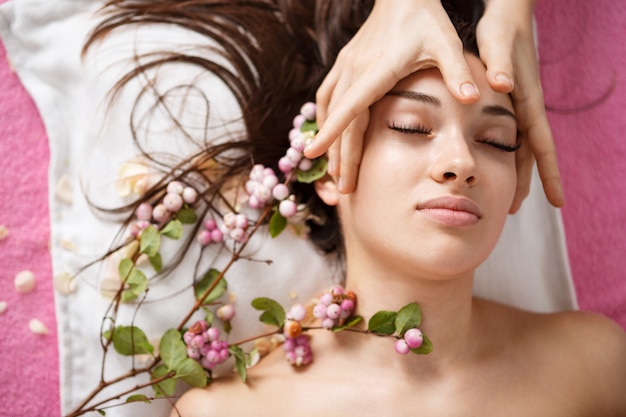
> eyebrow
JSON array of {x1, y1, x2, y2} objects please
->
[{"x1": 387, "y1": 90, "x2": 518, "y2": 124}]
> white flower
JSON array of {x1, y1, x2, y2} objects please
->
[{"x1": 116, "y1": 158, "x2": 152, "y2": 197}]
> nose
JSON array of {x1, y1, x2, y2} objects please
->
[{"x1": 430, "y1": 133, "x2": 478, "y2": 186}]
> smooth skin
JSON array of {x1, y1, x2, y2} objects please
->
[
  {"x1": 170, "y1": 56, "x2": 626, "y2": 417},
  {"x1": 306, "y1": 0, "x2": 563, "y2": 214}
]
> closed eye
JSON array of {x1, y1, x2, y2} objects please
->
[
  {"x1": 386, "y1": 120, "x2": 432, "y2": 135},
  {"x1": 477, "y1": 137, "x2": 520, "y2": 153}
]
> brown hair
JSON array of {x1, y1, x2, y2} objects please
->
[{"x1": 84, "y1": 0, "x2": 483, "y2": 270}]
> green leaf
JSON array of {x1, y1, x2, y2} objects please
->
[
  {"x1": 139, "y1": 225, "x2": 160, "y2": 257},
  {"x1": 229, "y1": 345, "x2": 247, "y2": 383},
  {"x1": 269, "y1": 210, "x2": 287, "y2": 238},
  {"x1": 149, "y1": 253, "x2": 162, "y2": 273},
  {"x1": 151, "y1": 364, "x2": 176, "y2": 397},
  {"x1": 161, "y1": 219, "x2": 183, "y2": 239},
  {"x1": 300, "y1": 120, "x2": 318, "y2": 133},
  {"x1": 194, "y1": 269, "x2": 227, "y2": 304},
  {"x1": 394, "y1": 303, "x2": 422, "y2": 336},
  {"x1": 126, "y1": 394, "x2": 151, "y2": 404},
  {"x1": 368, "y1": 311, "x2": 397, "y2": 335},
  {"x1": 112, "y1": 326, "x2": 154, "y2": 356},
  {"x1": 118, "y1": 258, "x2": 134, "y2": 281},
  {"x1": 251, "y1": 297, "x2": 286, "y2": 328},
  {"x1": 173, "y1": 358, "x2": 208, "y2": 387},
  {"x1": 160, "y1": 329, "x2": 188, "y2": 368},
  {"x1": 176, "y1": 207, "x2": 198, "y2": 224},
  {"x1": 296, "y1": 157, "x2": 328, "y2": 184},
  {"x1": 96, "y1": 410, "x2": 105, "y2": 416},
  {"x1": 333, "y1": 315, "x2": 363, "y2": 332},
  {"x1": 121, "y1": 268, "x2": 148, "y2": 302},
  {"x1": 411, "y1": 333, "x2": 433, "y2": 355}
]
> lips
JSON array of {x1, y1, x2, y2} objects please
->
[{"x1": 416, "y1": 196, "x2": 482, "y2": 227}]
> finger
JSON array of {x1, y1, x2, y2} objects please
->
[
  {"x1": 434, "y1": 34, "x2": 480, "y2": 104},
  {"x1": 315, "y1": 65, "x2": 341, "y2": 128},
  {"x1": 476, "y1": 31, "x2": 515, "y2": 94},
  {"x1": 306, "y1": 66, "x2": 399, "y2": 159},
  {"x1": 509, "y1": 136, "x2": 534, "y2": 214},
  {"x1": 337, "y1": 111, "x2": 369, "y2": 193},
  {"x1": 513, "y1": 73, "x2": 564, "y2": 208},
  {"x1": 326, "y1": 137, "x2": 341, "y2": 177}
]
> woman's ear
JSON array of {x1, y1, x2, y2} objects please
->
[{"x1": 314, "y1": 174, "x2": 339, "y2": 206}]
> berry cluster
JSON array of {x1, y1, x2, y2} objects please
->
[
  {"x1": 183, "y1": 319, "x2": 230, "y2": 371},
  {"x1": 313, "y1": 286, "x2": 357, "y2": 329},
  {"x1": 394, "y1": 328, "x2": 424, "y2": 355},
  {"x1": 130, "y1": 180, "x2": 198, "y2": 237},
  {"x1": 279, "y1": 102, "x2": 317, "y2": 176},
  {"x1": 283, "y1": 334, "x2": 313, "y2": 367},
  {"x1": 196, "y1": 218, "x2": 224, "y2": 246}
]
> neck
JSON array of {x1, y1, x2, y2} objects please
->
[{"x1": 339, "y1": 264, "x2": 478, "y2": 369}]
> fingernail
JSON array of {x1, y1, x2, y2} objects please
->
[
  {"x1": 460, "y1": 83, "x2": 479, "y2": 98},
  {"x1": 495, "y1": 73, "x2": 513, "y2": 89},
  {"x1": 337, "y1": 177, "x2": 345, "y2": 193}
]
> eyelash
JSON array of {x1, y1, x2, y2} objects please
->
[
  {"x1": 386, "y1": 120, "x2": 519, "y2": 153},
  {"x1": 386, "y1": 121, "x2": 432, "y2": 135}
]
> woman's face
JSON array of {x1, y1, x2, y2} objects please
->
[{"x1": 332, "y1": 54, "x2": 518, "y2": 278}]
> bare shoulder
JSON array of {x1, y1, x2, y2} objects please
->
[{"x1": 478, "y1": 300, "x2": 626, "y2": 415}]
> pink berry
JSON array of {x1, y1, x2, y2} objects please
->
[
  {"x1": 289, "y1": 304, "x2": 307, "y2": 322},
  {"x1": 272, "y1": 184, "x2": 290, "y2": 201},
  {"x1": 279, "y1": 199, "x2": 297, "y2": 218},
  {"x1": 223, "y1": 212, "x2": 236, "y2": 228},
  {"x1": 292, "y1": 114, "x2": 305, "y2": 129},
  {"x1": 286, "y1": 147, "x2": 302, "y2": 164},
  {"x1": 217, "y1": 304, "x2": 236, "y2": 321},
  {"x1": 395, "y1": 339, "x2": 411, "y2": 355},
  {"x1": 210, "y1": 229, "x2": 224, "y2": 243},
  {"x1": 321, "y1": 317, "x2": 335, "y2": 329},
  {"x1": 206, "y1": 327, "x2": 220, "y2": 341},
  {"x1": 163, "y1": 193, "x2": 183, "y2": 212},
  {"x1": 187, "y1": 346, "x2": 201, "y2": 360},
  {"x1": 135, "y1": 203, "x2": 153, "y2": 221},
  {"x1": 235, "y1": 214, "x2": 248, "y2": 229},
  {"x1": 313, "y1": 303, "x2": 327, "y2": 319},
  {"x1": 300, "y1": 102, "x2": 316, "y2": 120},
  {"x1": 403, "y1": 328, "x2": 424, "y2": 349},
  {"x1": 319, "y1": 293, "x2": 333, "y2": 306},
  {"x1": 248, "y1": 194, "x2": 262, "y2": 209},
  {"x1": 290, "y1": 136, "x2": 306, "y2": 152},
  {"x1": 278, "y1": 156, "x2": 295, "y2": 174},
  {"x1": 182, "y1": 187, "x2": 198, "y2": 204},
  {"x1": 283, "y1": 338, "x2": 296, "y2": 352},
  {"x1": 326, "y1": 303, "x2": 341, "y2": 320},
  {"x1": 204, "y1": 219, "x2": 217, "y2": 230},
  {"x1": 263, "y1": 174, "x2": 279, "y2": 189},
  {"x1": 298, "y1": 158, "x2": 313, "y2": 171},
  {"x1": 197, "y1": 230, "x2": 212, "y2": 246},
  {"x1": 167, "y1": 181, "x2": 184, "y2": 194},
  {"x1": 152, "y1": 204, "x2": 170, "y2": 223},
  {"x1": 340, "y1": 299, "x2": 354, "y2": 313}
]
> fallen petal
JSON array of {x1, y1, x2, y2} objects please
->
[
  {"x1": 0, "y1": 225, "x2": 8, "y2": 240},
  {"x1": 0, "y1": 301, "x2": 7, "y2": 314},
  {"x1": 55, "y1": 174, "x2": 73, "y2": 205},
  {"x1": 29, "y1": 319, "x2": 48, "y2": 335},
  {"x1": 53, "y1": 272, "x2": 77, "y2": 295},
  {"x1": 14, "y1": 270, "x2": 36, "y2": 293}
]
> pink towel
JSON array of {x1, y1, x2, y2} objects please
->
[{"x1": 0, "y1": 41, "x2": 60, "y2": 415}]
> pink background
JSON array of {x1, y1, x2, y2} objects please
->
[{"x1": 0, "y1": 1, "x2": 624, "y2": 415}]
